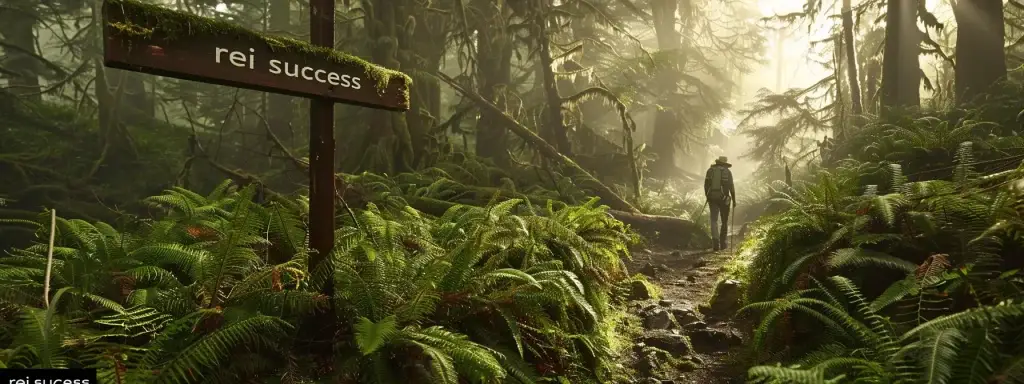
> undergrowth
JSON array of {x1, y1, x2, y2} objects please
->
[
  {"x1": 736, "y1": 102, "x2": 1024, "y2": 383},
  {"x1": 0, "y1": 180, "x2": 642, "y2": 383}
]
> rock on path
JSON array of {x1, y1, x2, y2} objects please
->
[{"x1": 623, "y1": 248, "x2": 749, "y2": 384}]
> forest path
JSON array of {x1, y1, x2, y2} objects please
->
[{"x1": 622, "y1": 242, "x2": 749, "y2": 384}]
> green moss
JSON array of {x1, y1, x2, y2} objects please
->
[
  {"x1": 602, "y1": 306, "x2": 635, "y2": 354},
  {"x1": 629, "y1": 273, "x2": 661, "y2": 299},
  {"x1": 106, "y1": 0, "x2": 411, "y2": 103},
  {"x1": 668, "y1": 355, "x2": 698, "y2": 372}
]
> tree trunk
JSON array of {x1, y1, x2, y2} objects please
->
[
  {"x1": 650, "y1": 0, "x2": 683, "y2": 176},
  {"x1": 365, "y1": 0, "x2": 412, "y2": 173},
  {"x1": 775, "y1": 28, "x2": 785, "y2": 92},
  {"x1": 536, "y1": 2, "x2": 572, "y2": 157},
  {"x1": 571, "y1": 10, "x2": 602, "y2": 153},
  {"x1": 864, "y1": 58, "x2": 881, "y2": 114},
  {"x1": 116, "y1": 70, "x2": 153, "y2": 123},
  {"x1": 92, "y1": 0, "x2": 115, "y2": 131},
  {"x1": 267, "y1": 0, "x2": 295, "y2": 147},
  {"x1": 474, "y1": 0, "x2": 514, "y2": 167},
  {"x1": 953, "y1": 0, "x2": 1006, "y2": 104},
  {"x1": 842, "y1": 0, "x2": 863, "y2": 117},
  {"x1": 880, "y1": 0, "x2": 921, "y2": 111},
  {"x1": 239, "y1": 3, "x2": 265, "y2": 149},
  {"x1": 398, "y1": 1, "x2": 447, "y2": 168},
  {"x1": 0, "y1": 0, "x2": 41, "y2": 102}
]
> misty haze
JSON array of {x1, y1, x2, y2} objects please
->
[{"x1": 0, "y1": 0, "x2": 1022, "y2": 382}]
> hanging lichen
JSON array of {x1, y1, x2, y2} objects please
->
[
  {"x1": 561, "y1": 86, "x2": 643, "y2": 199},
  {"x1": 105, "y1": 0, "x2": 412, "y2": 102}
]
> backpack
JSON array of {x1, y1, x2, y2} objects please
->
[{"x1": 707, "y1": 166, "x2": 728, "y2": 203}]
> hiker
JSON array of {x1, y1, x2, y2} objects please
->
[{"x1": 705, "y1": 156, "x2": 737, "y2": 251}]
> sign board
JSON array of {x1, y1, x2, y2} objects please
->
[{"x1": 102, "y1": 0, "x2": 410, "y2": 111}]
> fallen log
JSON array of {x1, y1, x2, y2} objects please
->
[
  {"x1": 609, "y1": 209, "x2": 712, "y2": 250},
  {"x1": 406, "y1": 196, "x2": 710, "y2": 250}
]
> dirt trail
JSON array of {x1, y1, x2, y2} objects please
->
[{"x1": 622, "y1": 245, "x2": 749, "y2": 384}]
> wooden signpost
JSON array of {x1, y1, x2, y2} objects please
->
[
  {"x1": 102, "y1": 0, "x2": 410, "y2": 263},
  {"x1": 102, "y1": 0, "x2": 409, "y2": 111}
]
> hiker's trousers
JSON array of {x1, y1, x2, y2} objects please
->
[{"x1": 709, "y1": 200, "x2": 730, "y2": 246}]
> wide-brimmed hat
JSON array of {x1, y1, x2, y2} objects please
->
[{"x1": 715, "y1": 156, "x2": 732, "y2": 167}]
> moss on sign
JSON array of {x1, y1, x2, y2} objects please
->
[{"x1": 105, "y1": 0, "x2": 411, "y2": 104}]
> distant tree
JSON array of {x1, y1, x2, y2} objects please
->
[
  {"x1": 953, "y1": 0, "x2": 1006, "y2": 104},
  {"x1": 472, "y1": 0, "x2": 514, "y2": 167},
  {"x1": 880, "y1": 0, "x2": 921, "y2": 111},
  {"x1": 841, "y1": 0, "x2": 863, "y2": 118},
  {"x1": 266, "y1": 0, "x2": 295, "y2": 146},
  {"x1": 649, "y1": 0, "x2": 685, "y2": 176},
  {"x1": 0, "y1": 0, "x2": 41, "y2": 102}
]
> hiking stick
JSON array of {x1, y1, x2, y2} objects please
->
[
  {"x1": 729, "y1": 205, "x2": 736, "y2": 254},
  {"x1": 698, "y1": 199, "x2": 709, "y2": 248}
]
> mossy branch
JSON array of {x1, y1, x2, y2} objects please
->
[
  {"x1": 562, "y1": 86, "x2": 642, "y2": 200},
  {"x1": 432, "y1": 71, "x2": 639, "y2": 213}
]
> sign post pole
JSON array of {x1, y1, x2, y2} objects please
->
[{"x1": 308, "y1": 0, "x2": 336, "y2": 277}]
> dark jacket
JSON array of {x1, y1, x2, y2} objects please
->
[{"x1": 704, "y1": 164, "x2": 736, "y2": 203}]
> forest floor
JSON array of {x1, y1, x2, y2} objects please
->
[{"x1": 622, "y1": 239, "x2": 750, "y2": 384}]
